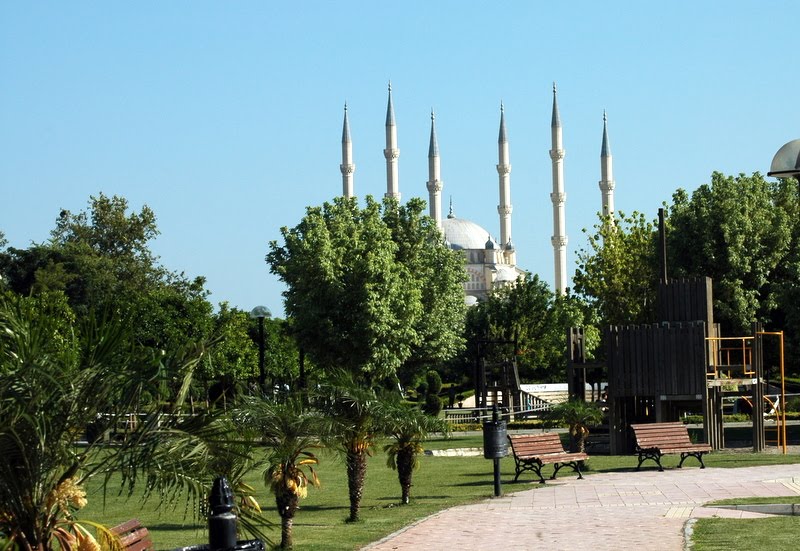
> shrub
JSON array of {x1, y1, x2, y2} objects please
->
[
  {"x1": 426, "y1": 370, "x2": 443, "y2": 395},
  {"x1": 785, "y1": 396, "x2": 800, "y2": 413},
  {"x1": 423, "y1": 393, "x2": 443, "y2": 416}
]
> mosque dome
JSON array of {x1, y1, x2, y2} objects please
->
[{"x1": 441, "y1": 216, "x2": 495, "y2": 251}]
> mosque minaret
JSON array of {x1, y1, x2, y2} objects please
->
[
  {"x1": 384, "y1": 83, "x2": 400, "y2": 200},
  {"x1": 334, "y1": 84, "x2": 618, "y2": 301},
  {"x1": 426, "y1": 110, "x2": 443, "y2": 226},
  {"x1": 549, "y1": 84, "x2": 568, "y2": 295},
  {"x1": 340, "y1": 103, "x2": 354, "y2": 198},
  {"x1": 496, "y1": 103, "x2": 513, "y2": 249},
  {"x1": 599, "y1": 111, "x2": 615, "y2": 217}
]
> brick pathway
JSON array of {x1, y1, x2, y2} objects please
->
[{"x1": 364, "y1": 464, "x2": 800, "y2": 551}]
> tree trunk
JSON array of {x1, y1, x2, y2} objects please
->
[
  {"x1": 280, "y1": 516, "x2": 294, "y2": 549},
  {"x1": 346, "y1": 448, "x2": 367, "y2": 522},
  {"x1": 570, "y1": 425, "x2": 589, "y2": 453},
  {"x1": 396, "y1": 447, "x2": 415, "y2": 504},
  {"x1": 276, "y1": 492, "x2": 298, "y2": 549}
]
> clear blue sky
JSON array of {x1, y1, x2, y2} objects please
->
[{"x1": 2, "y1": 2, "x2": 798, "y2": 317}]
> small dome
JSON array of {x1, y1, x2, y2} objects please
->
[
  {"x1": 505, "y1": 238, "x2": 515, "y2": 251},
  {"x1": 441, "y1": 217, "x2": 495, "y2": 250},
  {"x1": 485, "y1": 236, "x2": 496, "y2": 250},
  {"x1": 769, "y1": 139, "x2": 800, "y2": 178}
]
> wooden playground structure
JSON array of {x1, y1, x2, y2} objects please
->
[{"x1": 569, "y1": 277, "x2": 788, "y2": 455}]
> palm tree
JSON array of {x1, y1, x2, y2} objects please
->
[
  {"x1": 545, "y1": 398, "x2": 605, "y2": 453},
  {"x1": 0, "y1": 293, "x2": 223, "y2": 550},
  {"x1": 316, "y1": 373, "x2": 381, "y2": 523},
  {"x1": 381, "y1": 400, "x2": 448, "y2": 504},
  {"x1": 234, "y1": 397, "x2": 323, "y2": 549},
  {"x1": 0, "y1": 294, "x2": 136, "y2": 550}
]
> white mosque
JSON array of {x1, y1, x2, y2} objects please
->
[{"x1": 339, "y1": 83, "x2": 615, "y2": 303}]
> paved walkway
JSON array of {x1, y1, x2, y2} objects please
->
[{"x1": 364, "y1": 464, "x2": 800, "y2": 551}]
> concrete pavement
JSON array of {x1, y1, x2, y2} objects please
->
[{"x1": 364, "y1": 463, "x2": 800, "y2": 551}]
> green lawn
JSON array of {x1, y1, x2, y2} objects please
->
[
  {"x1": 691, "y1": 517, "x2": 800, "y2": 551},
  {"x1": 705, "y1": 496, "x2": 800, "y2": 506},
  {"x1": 692, "y1": 495, "x2": 800, "y2": 551},
  {"x1": 77, "y1": 437, "x2": 800, "y2": 551}
]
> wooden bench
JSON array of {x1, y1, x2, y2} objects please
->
[
  {"x1": 631, "y1": 421, "x2": 712, "y2": 471},
  {"x1": 508, "y1": 433, "x2": 588, "y2": 483},
  {"x1": 109, "y1": 519, "x2": 154, "y2": 551}
]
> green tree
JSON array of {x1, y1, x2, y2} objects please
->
[
  {"x1": 667, "y1": 172, "x2": 795, "y2": 334},
  {"x1": 573, "y1": 211, "x2": 659, "y2": 326},
  {"x1": 197, "y1": 303, "x2": 260, "y2": 404},
  {"x1": 266, "y1": 196, "x2": 465, "y2": 385},
  {"x1": 382, "y1": 198, "x2": 467, "y2": 386},
  {"x1": 465, "y1": 274, "x2": 596, "y2": 382},
  {"x1": 1, "y1": 194, "x2": 218, "y2": 372},
  {"x1": 259, "y1": 317, "x2": 302, "y2": 392},
  {"x1": 46, "y1": 193, "x2": 163, "y2": 316}
]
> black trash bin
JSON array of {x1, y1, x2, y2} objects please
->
[{"x1": 483, "y1": 419, "x2": 508, "y2": 459}]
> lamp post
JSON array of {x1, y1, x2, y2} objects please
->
[
  {"x1": 768, "y1": 138, "x2": 800, "y2": 192},
  {"x1": 249, "y1": 305, "x2": 271, "y2": 392}
]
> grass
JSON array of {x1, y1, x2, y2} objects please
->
[
  {"x1": 79, "y1": 444, "x2": 527, "y2": 551},
  {"x1": 705, "y1": 496, "x2": 800, "y2": 506},
  {"x1": 692, "y1": 495, "x2": 800, "y2": 550},
  {"x1": 77, "y1": 435, "x2": 800, "y2": 551},
  {"x1": 691, "y1": 518, "x2": 800, "y2": 550}
]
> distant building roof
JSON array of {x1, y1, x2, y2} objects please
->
[{"x1": 442, "y1": 216, "x2": 494, "y2": 250}]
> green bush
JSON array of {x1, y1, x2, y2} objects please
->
[
  {"x1": 426, "y1": 370, "x2": 443, "y2": 395},
  {"x1": 785, "y1": 396, "x2": 800, "y2": 412},
  {"x1": 423, "y1": 393, "x2": 443, "y2": 416}
]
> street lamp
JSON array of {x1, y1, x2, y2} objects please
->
[
  {"x1": 249, "y1": 305, "x2": 272, "y2": 392},
  {"x1": 768, "y1": 139, "x2": 800, "y2": 191}
]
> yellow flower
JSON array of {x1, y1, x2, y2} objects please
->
[{"x1": 46, "y1": 477, "x2": 88, "y2": 512}]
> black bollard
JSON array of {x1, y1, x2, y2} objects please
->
[
  {"x1": 208, "y1": 477, "x2": 237, "y2": 550},
  {"x1": 170, "y1": 477, "x2": 265, "y2": 551}
]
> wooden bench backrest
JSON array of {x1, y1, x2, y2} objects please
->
[
  {"x1": 631, "y1": 422, "x2": 693, "y2": 448},
  {"x1": 509, "y1": 432, "x2": 566, "y2": 456},
  {"x1": 110, "y1": 519, "x2": 154, "y2": 551}
]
